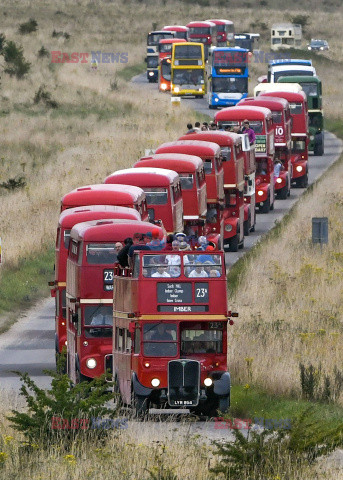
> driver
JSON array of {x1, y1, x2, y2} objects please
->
[{"x1": 151, "y1": 323, "x2": 173, "y2": 341}]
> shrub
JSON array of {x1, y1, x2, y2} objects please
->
[
  {"x1": 3, "y1": 40, "x2": 30, "y2": 78},
  {"x1": 52, "y1": 30, "x2": 70, "y2": 40},
  {"x1": 290, "y1": 14, "x2": 310, "y2": 31},
  {"x1": 0, "y1": 33, "x2": 6, "y2": 54},
  {"x1": 18, "y1": 18, "x2": 38, "y2": 35},
  {"x1": 34, "y1": 85, "x2": 58, "y2": 109},
  {"x1": 37, "y1": 46, "x2": 49, "y2": 58},
  {"x1": 7, "y1": 362, "x2": 119, "y2": 449},
  {"x1": 0, "y1": 177, "x2": 26, "y2": 191},
  {"x1": 210, "y1": 408, "x2": 343, "y2": 479}
]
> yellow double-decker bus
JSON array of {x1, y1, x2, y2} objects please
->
[{"x1": 171, "y1": 42, "x2": 206, "y2": 98}]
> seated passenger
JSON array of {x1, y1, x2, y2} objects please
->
[
  {"x1": 188, "y1": 264, "x2": 208, "y2": 278},
  {"x1": 151, "y1": 266, "x2": 171, "y2": 278}
]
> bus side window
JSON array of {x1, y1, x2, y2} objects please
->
[
  {"x1": 134, "y1": 326, "x2": 140, "y2": 354},
  {"x1": 77, "y1": 242, "x2": 83, "y2": 265},
  {"x1": 126, "y1": 329, "x2": 132, "y2": 353}
]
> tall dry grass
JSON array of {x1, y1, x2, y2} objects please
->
[{"x1": 228, "y1": 153, "x2": 343, "y2": 402}]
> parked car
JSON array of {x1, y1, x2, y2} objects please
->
[{"x1": 308, "y1": 39, "x2": 329, "y2": 51}]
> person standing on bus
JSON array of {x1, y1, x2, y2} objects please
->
[{"x1": 241, "y1": 120, "x2": 256, "y2": 144}]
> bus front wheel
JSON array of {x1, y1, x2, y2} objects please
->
[{"x1": 132, "y1": 392, "x2": 149, "y2": 418}]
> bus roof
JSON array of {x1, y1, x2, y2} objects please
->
[
  {"x1": 269, "y1": 58, "x2": 312, "y2": 66},
  {"x1": 148, "y1": 30, "x2": 174, "y2": 35},
  {"x1": 216, "y1": 105, "x2": 272, "y2": 121},
  {"x1": 104, "y1": 167, "x2": 180, "y2": 187},
  {"x1": 254, "y1": 82, "x2": 303, "y2": 96},
  {"x1": 58, "y1": 205, "x2": 141, "y2": 229},
  {"x1": 271, "y1": 65, "x2": 315, "y2": 73},
  {"x1": 162, "y1": 25, "x2": 189, "y2": 32},
  {"x1": 178, "y1": 131, "x2": 242, "y2": 147},
  {"x1": 239, "y1": 96, "x2": 290, "y2": 112},
  {"x1": 206, "y1": 19, "x2": 233, "y2": 25},
  {"x1": 277, "y1": 75, "x2": 321, "y2": 84},
  {"x1": 61, "y1": 184, "x2": 146, "y2": 208},
  {"x1": 135, "y1": 154, "x2": 204, "y2": 173},
  {"x1": 159, "y1": 38, "x2": 186, "y2": 44},
  {"x1": 259, "y1": 90, "x2": 307, "y2": 103},
  {"x1": 71, "y1": 219, "x2": 164, "y2": 243},
  {"x1": 212, "y1": 46, "x2": 248, "y2": 53},
  {"x1": 156, "y1": 140, "x2": 221, "y2": 157},
  {"x1": 186, "y1": 21, "x2": 216, "y2": 27}
]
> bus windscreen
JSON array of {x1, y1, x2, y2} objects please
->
[{"x1": 174, "y1": 44, "x2": 202, "y2": 59}]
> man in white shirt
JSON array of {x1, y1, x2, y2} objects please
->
[
  {"x1": 152, "y1": 266, "x2": 171, "y2": 278},
  {"x1": 188, "y1": 264, "x2": 208, "y2": 278}
]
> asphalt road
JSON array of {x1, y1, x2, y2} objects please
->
[{"x1": 0, "y1": 74, "x2": 341, "y2": 442}]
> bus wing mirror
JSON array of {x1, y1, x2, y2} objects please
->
[
  {"x1": 72, "y1": 313, "x2": 78, "y2": 324},
  {"x1": 248, "y1": 179, "x2": 253, "y2": 186},
  {"x1": 129, "y1": 322, "x2": 135, "y2": 334}
]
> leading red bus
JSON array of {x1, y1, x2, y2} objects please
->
[
  {"x1": 112, "y1": 250, "x2": 235, "y2": 416},
  {"x1": 66, "y1": 220, "x2": 165, "y2": 383}
]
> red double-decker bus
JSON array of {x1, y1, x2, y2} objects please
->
[
  {"x1": 60, "y1": 184, "x2": 149, "y2": 221},
  {"x1": 260, "y1": 90, "x2": 309, "y2": 187},
  {"x1": 239, "y1": 96, "x2": 292, "y2": 199},
  {"x1": 215, "y1": 106, "x2": 275, "y2": 213},
  {"x1": 155, "y1": 140, "x2": 224, "y2": 249},
  {"x1": 104, "y1": 167, "x2": 184, "y2": 234},
  {"x1": 162, "y1": 25, "x2": 189, "y2": 41},
  {"x1": 178, "y1": 132, "x2": 247, "y2": 250},
  {"x1": 51, "y1": 205, "x2": 141, "y2": 359},
  {"x1": 207, "y1": 19, "x2": 235, "y2": 47},
  {"x1": 66, "y1": 220, "x2": 165, "y2": 383},
  {"x1": 134, "y1": 154, "x2": 211, "y2": 242},
  {"x1": 113, "y1": 250, "x2": 236, "y2": 416},
  {"x1": 186, "y1": 21, "x2": 217, "y2": 59}
]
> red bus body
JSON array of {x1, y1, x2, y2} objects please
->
[
  {"x1": 66, "y1": 220, "x2": 165, "y2": 383},
  {"x1": 215, "y1": 106, "x2": 275, "y2": 213},
  {"x1": 60, "y1": 184, "x2": 149, "y2": 221},
  {"x1": 159, "y1": 57, "x2": 172, "y2": 92},
  {"x1": 239, "y1": 96, "x2": 292, "y2": 199},
  {"x1": 53, "y1": 205, "x2": 141, "y2": 355},
  {"x1": 104, "y1": 168, "x2": 184, "y2": 234},
  {"x1": 113, "y1": 250, "x2": 233, "y2": 415},
  {"x1": 155, "y1": 141, "x2": 224, "y2": 248},
  {"x1": 162, "y1": 25, "x2": 189, "y2": 41},
  {"x1": 134, "y1": 154, "x2": 223, "y2": 246},
  {"x1": 206, "y1": 19, "x2": 235, "y2": 46},
  {"x1": 178, "y1": 132, "x2": 247, "y2": 249},
  {"x1": 260, "y1": 90, "x2": 309, "y2": 187},
  {"x1": 159, "y1": 38, "x2": 186, "y2": 61},
  {"x1": 186, "y1": 21, "x2": 217, "y2": 58}
]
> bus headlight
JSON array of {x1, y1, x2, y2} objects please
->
[
  {"x1": 296, "y1": 166, "x2": 303, "y2": 172},
  {"x1": 198, "y1": 88, "x2": 202, "y2": 92},
  {"x1": 174, "y1": 87, "x2": 180, "y2": 93},
  {"x1": 225, "y1": 224, "x2": 233, "y2": 232},
  {"x1": 86, "y1": 358, "x2": 97, "y2": 369},
  {"x1": 215, "y1": 97, "x2": 219, "y2": 102},
  {"x1": 151, "y1": 378, "x2": 160, "y2": 387},
  {"x1": 204, "y1": 377, "x2": 213, "y2": 387},
  {"x1": 276, "y1": 177, "x2": 282, "y2": 184},
  {"x1": 161, "y1": 83, "x2": 167, "y2": 90},
  {"x1": 257, "y1": 190, "x2": 264, "y2": 196},
  {"x1": 148, "y1": 71, "x2": 154, "y2": 77}
]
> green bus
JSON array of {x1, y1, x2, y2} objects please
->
[{"x1": 277, "y1": 75, "x2": 324, "y2": 156}]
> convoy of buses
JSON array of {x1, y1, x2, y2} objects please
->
[{"x1": 47, "y1": 21, "x2": 324, "y2": 418}]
